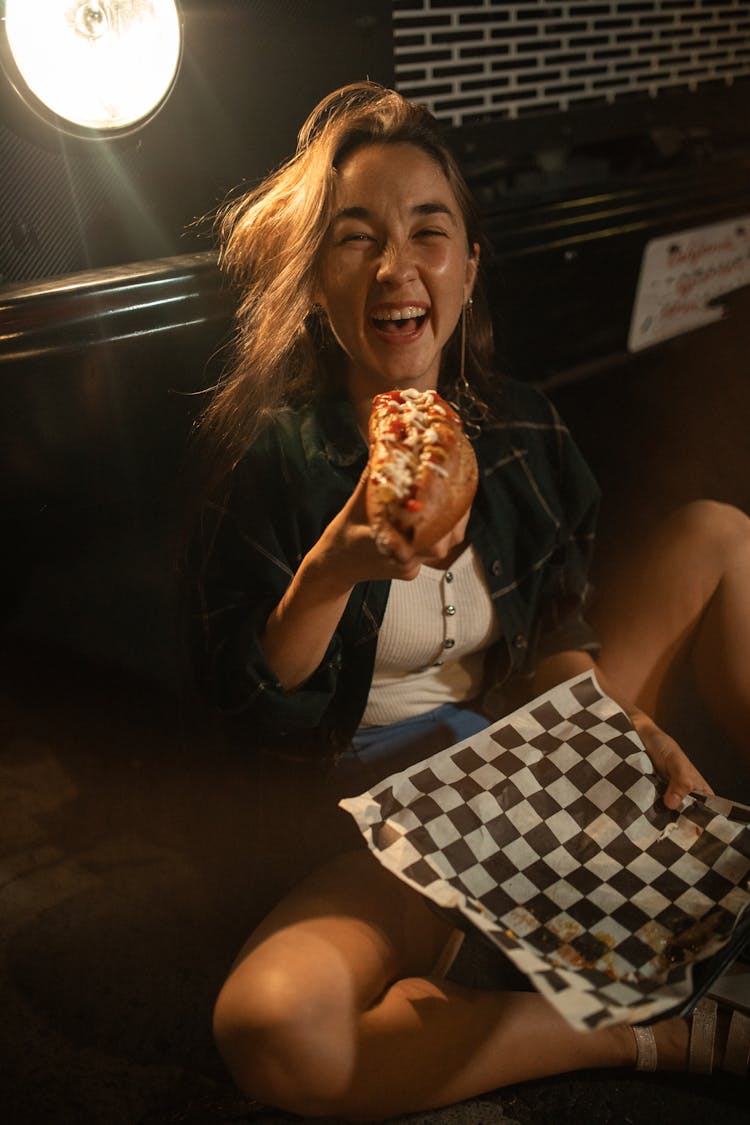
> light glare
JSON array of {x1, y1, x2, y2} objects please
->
[{"x1": 5, "y1": 0, "x2": 182, "y2": 132}]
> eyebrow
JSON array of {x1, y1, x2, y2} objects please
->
[{"x1": 332, "y1": 202, "x2": 458, "y2": 223}]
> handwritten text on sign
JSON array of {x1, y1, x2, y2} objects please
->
[{"x1": 628, "y1": 216, "x2": 750, "y2": 352}]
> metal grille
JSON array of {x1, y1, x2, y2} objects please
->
[
  {"x1": 0, "y1": 126, "x2": 125, "y2": 283},
  {"x1": 393, "y1": 0, "x2": 750, "y2": 126}
]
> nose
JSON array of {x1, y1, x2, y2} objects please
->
[{"x1": 375, "y1": 240, "x2": 418, "y2": 286}]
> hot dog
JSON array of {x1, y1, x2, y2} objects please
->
[{"x1": 366, "y1": 387, "x2": 478, "y2": 552}]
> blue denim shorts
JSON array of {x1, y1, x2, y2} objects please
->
[{"x1": 331, "y1": 703, "x2": 490, "y2": 798}]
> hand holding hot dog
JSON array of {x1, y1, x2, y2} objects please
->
[{"x1": 261, "y1": 388, "x2": 477, "y2": 688}]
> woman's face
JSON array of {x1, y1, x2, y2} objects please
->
[{"x1": 316, "y1": 142, "x2": 478, "y2": 402}]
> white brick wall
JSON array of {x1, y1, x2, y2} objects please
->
[{"x1": 393, "y1": 0, "x2": 750, "y2": 125}]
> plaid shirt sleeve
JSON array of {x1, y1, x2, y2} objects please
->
[
  {"x1": 531, "y1": 397, "x2": 600, "y2": 663},
  {"x1": 187, "y1": 419, "x2": 346, "y2": 740},
  {"x1": 507, "y1": 382, "x2": 601, "y2": 666},
  {"x1": 473, "y1": 378, "x2": 601, "y2": 681}
]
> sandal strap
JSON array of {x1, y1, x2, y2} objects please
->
[
  {"x1": 689, "y1": 997, "x2": 717, "y2": 1074},
  {"x1": 633, "y1": 1025, "x2": 658, "y2": 1071},
  {"x1": 635, "y1": 995, "x2": 750, "y2": 1076},
  {"x1": 723, "y1": 1010, "x2": 750, "y2": 1076}
]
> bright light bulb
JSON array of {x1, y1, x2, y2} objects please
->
[{"x1": 4, "y1": 0, "x2": 182, "y2": 133}]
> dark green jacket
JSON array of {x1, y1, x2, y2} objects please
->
[{"x1": 190, "y1": 377, "x2": 600, "y2": 761}]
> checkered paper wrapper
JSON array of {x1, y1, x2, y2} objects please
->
[{"x1": 340, "y1": 672, "x2": 750, "y2": 1031}]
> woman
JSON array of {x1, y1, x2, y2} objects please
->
[{"x1": 187, "y1": 83, "x2": 750, "y2": 1118}]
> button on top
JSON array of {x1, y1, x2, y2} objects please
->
[
  {"x1": 445, "y1": 571, "x2": 454, "y2": 583},
  {"x1": 443, "y1": 638, "x2": 455, "y2": 649},
  {"x1": 445, "y1": 605, "x2": 456, "y2": 616},
  {"x1": 512, "y1": 633, "x2": 527, "y2": 649},
  {"x1": 491, "y1": 559, "x2": 502, "y2": 576}
]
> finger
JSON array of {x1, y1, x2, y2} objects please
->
[
  {"x1": 373, "y1": 524, "x2": 407, "y2": 560},
  {"x1": 368, "y1": 522, "x2": 421, "y2": 574},
  {"x1": 648, "y1": 738, "x2": 714, "y2": 810},
  {"x1": 345, "y1": 464, "x2": 371, "y2": 520},
  {"x1": 663, "y1": 772, "x2": 714, "y2": 811}
]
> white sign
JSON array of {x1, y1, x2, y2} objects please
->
[{"x1": 628, "y1": 216, "x2": 750, "y2": 352}]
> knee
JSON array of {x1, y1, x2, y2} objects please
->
[
  {"x1": 212, "y1": 963, "x2": 354, "y2": 1116},
  {"x1": 666, "y1": 500, "x2": 750, "y2": 562}
]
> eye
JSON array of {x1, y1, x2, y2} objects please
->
[
  {"x1": 415, "y1": 227, "x2": 448, "y2": 239},
  {"x1": 340, "y1": 231, "x2": 375, "y2": 244}
]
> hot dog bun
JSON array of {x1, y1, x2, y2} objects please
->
[{"x1": 366, "y1": 387, "x2": 478, "y2": 552}]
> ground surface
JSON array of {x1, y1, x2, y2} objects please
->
[{"x1": 1, "y1": 645, "x2": 748, "y2": 1125}]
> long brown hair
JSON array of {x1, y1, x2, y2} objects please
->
[{"x1": 194, "y1": 82, "x2": 496, "y2": 480}]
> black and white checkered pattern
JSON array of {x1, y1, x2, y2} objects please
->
[{"x1": 341, "y1": 672, "x2": 750, "y2": 1030}]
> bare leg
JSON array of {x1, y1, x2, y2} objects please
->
[
  {"x1": 593, "y1": 500, "x2": 750, "y2": 760},
  {"x1": 214, "y1": 502, "x2": 750, "y2": 1118},
  {"x1": 214, "y1": 849, "x2": 644, "y2": 1120}
]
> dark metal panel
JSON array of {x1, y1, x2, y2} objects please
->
[
  {"x1": 0, "y1": 252, "x2": 233, "y2": 514},
  {"x1": 442, "y1": 82, "x2": 750, "y2": 380}
]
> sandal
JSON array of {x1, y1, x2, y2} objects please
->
[{"x1": 633, "y1": 993, "x2": 750, "y2": 1076}]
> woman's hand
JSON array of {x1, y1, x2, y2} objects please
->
[
  {"x1": 593, "y1": 661, "x2": 714, "y2": 810},
  {"x1": 312, "y1": 466, "x2": 471, "y2": 590},
  {"x1": 626, "y1": 707, "x2": 714, "y2": 811},
  {"x1": 531, "y1": 652, "x2": 714, "y2": 812},
  {"x1": 261, "y1": 466, "x2": 472, "y2": 691}
]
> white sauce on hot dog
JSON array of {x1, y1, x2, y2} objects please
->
[{"x1": 370, "y1": 389, "x2": 454, "y2": 500}]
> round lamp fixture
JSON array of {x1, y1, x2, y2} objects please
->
[{"x1": 2, "y1": 0, "x2": 183, "y2": 136}]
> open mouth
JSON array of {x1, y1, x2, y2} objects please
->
[{"x1": 371, "y1": 306, "x2": 428, "y2": 335}]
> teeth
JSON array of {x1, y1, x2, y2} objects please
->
[{"x1": 372, "y1": 306, "x2": 427, "y2": 321}]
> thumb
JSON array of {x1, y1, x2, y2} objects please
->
[{"x1": 342, "y1": 462, "x2": 371, "y2": 521}]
